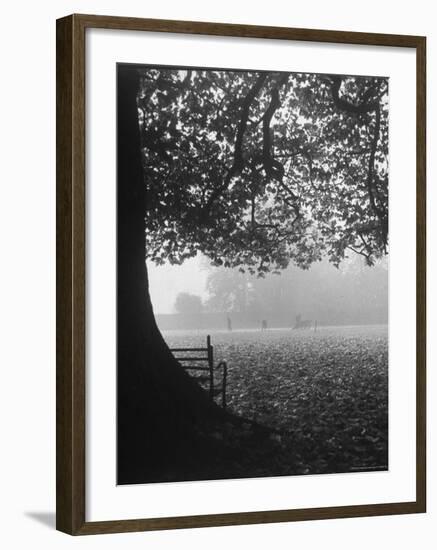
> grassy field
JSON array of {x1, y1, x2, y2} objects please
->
[{"x1": 163, "y1": 325, "x2": 388, "y2": 477}]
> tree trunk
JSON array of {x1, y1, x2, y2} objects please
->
[{"x1": 117, "y1": 66, "x2": 225, "y2": 484}]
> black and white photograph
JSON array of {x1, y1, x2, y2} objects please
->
[
  {"x1": 0, "y1": 0, "x2": 431, "y2": 543},
  {"x1": 117, "y1": 63, "x2": 389, "y2": 485}
]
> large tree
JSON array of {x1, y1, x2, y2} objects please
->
[{"x1": 117, "y1": 65, "x2": 388, "y2": 483}]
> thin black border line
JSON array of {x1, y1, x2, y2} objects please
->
[{"x1": 117, "y1": 61, "x2": 390, "y2": 81}]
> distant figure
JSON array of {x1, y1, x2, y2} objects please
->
[
  {"x1": 261, "y1": 319, "x2": 268, "y2": 331},
  {"x1": 293, "y1": 314, "x2": 313, "y2": 330},
  {"x1": 227, "y1": 316, "x2": 232, "y2": 332}
]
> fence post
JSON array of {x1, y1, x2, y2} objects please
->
[
  {"x1": 207, "y1": 335, "x2": 214, "y2": 399},
  {"x1": 222, "y1": 363, "x2": 227, "y2": 409}
]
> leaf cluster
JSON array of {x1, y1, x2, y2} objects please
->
[{"x1": 138, "y1": 68, "x2": 389, "y2": 273}]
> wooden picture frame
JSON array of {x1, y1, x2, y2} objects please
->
[{"x1": 56, "y1": 13, "x2": 426, "y2": 535}]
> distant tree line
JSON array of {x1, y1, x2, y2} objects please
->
[{"x1": 171, "y1": 255, "x2": 387, "y2": 326}]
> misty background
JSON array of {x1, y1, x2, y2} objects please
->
[{"x1": 149, "y1": 253, "x2": 388, "y2": 331}]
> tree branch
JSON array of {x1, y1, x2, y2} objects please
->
[
  {"x1": 330, "y1": 76, "x2": 388, "y2": 248},
  {"x1": 260, "y1": 76, "x2": 301, "y2": 224},
  {"x1": 365, "y1": 107, "x2": 388, "y2": 246},
  {"x1": 203, "y1": 74, "x2": 268, "y2": 214}
]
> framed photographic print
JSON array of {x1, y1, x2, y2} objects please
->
[{"x1": 56, "y1": 14, "x2": 426, "y2": 535}]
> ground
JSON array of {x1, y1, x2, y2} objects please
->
[{"x1": 162, "y1": 324, "x2": 388, "y2": 478}]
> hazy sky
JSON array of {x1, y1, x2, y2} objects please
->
[{"x1": 148, "y1": 254, "x2": 208, "y2": 314}]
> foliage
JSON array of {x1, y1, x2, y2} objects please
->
[
  {"x1": 174, "y1": 292, "x2": 204, "y2": 314},
  {"x1": 204, "y1": 267, "x2": 252, "y2": 313},
  {"x1": 138, "y1": 68, "x2": 388, "y2": 273}
]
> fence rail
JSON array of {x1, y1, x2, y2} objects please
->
[{"x1": 170, "y1": 335, "x2": 227, "y2": 408}]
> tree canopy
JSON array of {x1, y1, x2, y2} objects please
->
[{"x1": 138, "y1": 68, "x2": 388, "y2": 274}]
